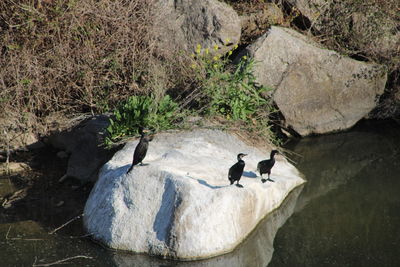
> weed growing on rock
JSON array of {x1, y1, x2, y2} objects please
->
[
  {"x1": 105, "y1": 95, "x2": 183, "y2": 145},
  {"x1": 188, "y1": 44, "x2": 278, "y2": 144}
]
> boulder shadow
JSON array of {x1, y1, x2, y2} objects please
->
[
  {"x1": 243, "y1": 171, "x2": 257, "y2": 178},
  {"x1": 197, "y1": 179, "x2": 223, "y2": 189}
]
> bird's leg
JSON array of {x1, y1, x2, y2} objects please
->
[
  {"x1": 261, "y1": 173, "x2": 267, "y2": 183},
  {"x1": 236, "y1": 181, "x2": 243, "y2": 188},
  {"x1": 267, "y1": 173, "x2": 275, "y2": 182}
]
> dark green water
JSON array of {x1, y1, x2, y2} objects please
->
[
  {"x1": 269, "y1": 120, "x2": 400, "y2": 267},
  {"x1": 1, "y1": 120, "x2": 399, "y2": 266}
]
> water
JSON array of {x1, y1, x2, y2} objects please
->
[
  {"x1": 269, "y1": 120, "x2": 400, "y2": 267},
  {"x1": 1, "y1": 120, "x2": 399, "y2": 266}
]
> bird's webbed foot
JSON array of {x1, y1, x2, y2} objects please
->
[
  {"x1": 235, "y1": 184, "x2": 244, "y2": 188},
  {"x1": 267, "y1": 178, "x2": 275, "y2": 182}
]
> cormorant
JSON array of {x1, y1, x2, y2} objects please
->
[
  {"x1": 126, "y1": 129, "x2": 152, "y2": 173},
  {"x1": 257, "y1": 150, "x2": 279, "y2": 183},
  {"x1": 228, "y1": 153, "x2": 247, "y2": 187}
]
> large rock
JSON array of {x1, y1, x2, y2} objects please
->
[
  {"x1": 83, "y1": 129, "x2": 304, "y2": 260},
  {"x1": 47, "y1": 115, "x2": 114, "y2": 183},
  {"x1": 242, "y1": 26, "x2": 387, "y2": 136},
  {"x1": 154, "y1": 0, "x2": 241, "y2": 53},
  {"x1": 111, "y1": 185, "x2": 304, "y2": 266}
]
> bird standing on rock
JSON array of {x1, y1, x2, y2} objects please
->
[
  {"x1": 126, "y1": 129, "x2": 152, "y2": 174},
  {"x1": 257, "y1": 150, "x2": 279, "y2": 183},
  {"x1": 228, "y1": 153, "x2": 247, "y2": 187}
]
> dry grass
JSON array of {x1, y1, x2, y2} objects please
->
[
  {"x1": 0, "y1": 0, "x2": 195, "y2": 115},
  {"x1": 0, "y1": 0, "x2": 196, "y2": 148}
]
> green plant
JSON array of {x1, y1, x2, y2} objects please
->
[
  {"x1": 190, "y1": 44, "x2": 278, "y2": 143},
  {"x1": 105, "y1": 94, "x2": 182, "y2": 145}
]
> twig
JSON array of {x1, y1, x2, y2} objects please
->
[
  {"x1": 6, "y1": 226, "x2": 43, "y2": 241},
  {"x1": 68, "y1": 233, "x2": 93, "y2": 239},
  {"x1": 32, "y1": 255, "x2": 93, "y2": 267},
  {"x1": 58, "y1": 174, "x2": 68, "y2": 183},
  {"x1": 3, "y1": 129, "x2": 10, "y2": 175},
  {"x1": 6, "y1": 226, "x2": 11, "y2": 239},
  {"x1": 49, "y1": 214, "x2": 83, "y2": 235}
]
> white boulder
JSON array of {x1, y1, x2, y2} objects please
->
[{"x1": 84, "y1": 129, "x2": 304, "y2": 260}]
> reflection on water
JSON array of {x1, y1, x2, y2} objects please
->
[
  {"x1": 2, "y1": 120, "x2": 399, "y2": 266},
  {"x1": 269, "y1": 120, "x2": 400, "y2": 267}
]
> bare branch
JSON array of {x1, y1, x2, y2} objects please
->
[
  {"x1": 32, "y1": 255, "x2": 93, "y2": 267},
  {"x1": 49, "y1": 214, "x2": 83, "y2": 235}
]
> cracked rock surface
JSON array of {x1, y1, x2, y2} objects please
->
[{"x1": 240, "y1": 26, "x2": 387, "y2": 136}]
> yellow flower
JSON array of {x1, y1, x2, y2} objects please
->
[
  {"x1": 213, "y1": 64, "x2": 219, "y2": 69},
  {"x1": 213, "y1": 44, "x2": 219, "y2": 51},
  {"x1": 191, "y1": 63, "x2": 197, "y2": 69},
  {"x1": 195, "y1": 44, "x2": 202, "y2": 54},
  {"x1": 233, "y1": 44, "x2": 238, "y2": 50},
  {"x1": 242, "y1": 55, "x2": 247, "y2": 60},
  {"x1": 205, "y1": 48, "x2": 209, "y2": 55},
  {"x1": 228, "y1": 50, "x2": 233, "y2": 56},
  {"x1": 225, "y1": 38, "x2": 231, "y2": 43}
]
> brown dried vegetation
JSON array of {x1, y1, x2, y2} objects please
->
[
  {"x1": 0, "y1": 0, "x2": 197, "y2": 152},
  {"x1": 0, "y1": 0, "x2": 192, "y2": 128}
]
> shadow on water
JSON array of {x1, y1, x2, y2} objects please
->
[{"x1": 269, "y1": 120, "x2": 400, "y2": 267}]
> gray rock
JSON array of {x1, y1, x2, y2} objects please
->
[
  {"x1": 48, "y1": 115, "x2": 113, "y2": 183},
  {"x1": 242, "y1": 26, "x2": 387, "y2": 136},
  {"x1": 154, "y1": 0, "x2": 241, "y2": 54},
  {"x1": 84, "y1": 129, "x2": 304, "y2": 259}
]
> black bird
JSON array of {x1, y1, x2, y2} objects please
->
[
  {"x1": 257, "y1": 150, "x2": 279, "y2": 183},
  {"x1": 228, "y1": 153, "x2": 247, "y2": 187},
  {"x1": 126, "y1": 130, "x2": 152, "y2": 173}
]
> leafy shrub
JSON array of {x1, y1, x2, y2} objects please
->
[
  {"x1": 105, "y1": 95, "x2": 182, "y2": 145},
  {"x1": 189, "y1": 44, "x2": 277, "y2": 143}
]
